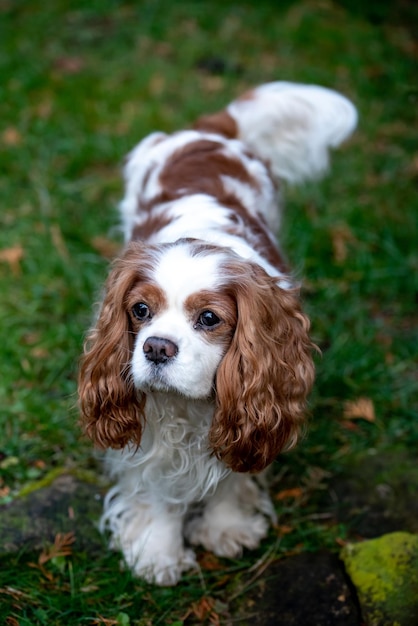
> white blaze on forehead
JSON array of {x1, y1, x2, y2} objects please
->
[{"x1": 153, "y1": 243, "x2": 224, "y2": 306}]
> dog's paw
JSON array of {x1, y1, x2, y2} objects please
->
[
  {"x1": 131, "y1": 547, "x2": 197, "y2": 586},
  {"x1": 186, "y1": 512, "x2": 268, "y2": 558},
  {"x1": 214, "y1": 515, "x2": 268, "y2": 558}
]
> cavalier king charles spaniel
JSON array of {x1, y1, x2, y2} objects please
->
[{"x1": 79, "y1": 82, "x2": 357, "y2": 585}]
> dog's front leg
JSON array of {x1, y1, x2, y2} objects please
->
[
  {"x1": 109, "y1": 498, "x2": 197, "y2": 586},
  {"x1": 185, "y1": 473, "x2": 275, "y2": 558}
]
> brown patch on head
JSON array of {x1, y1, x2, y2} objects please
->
[
  {"x1": 193, "y1": 110, "x2": 238, "y2": 139},
  {"x1": 126, "y1": 283, "x2": 168, "y2": 330},
  {"x1": 184, "y1": 289, "x2": 237, "y2": 351}
]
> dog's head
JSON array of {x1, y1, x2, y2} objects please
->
[{"x1": 78, "y1": 239, "x2": 314, "y2": 472}]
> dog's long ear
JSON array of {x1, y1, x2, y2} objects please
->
[
  {"x1": 210, "y1": 263, "x2": 315, "y2": 473},
  {"x1": 78, "y1": 244, "x2": 148, "y2": 449}
]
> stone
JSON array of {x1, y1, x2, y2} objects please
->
[
  {"x1": 233, "y1": 550, "x2": 361, "y2": 625},
  {"x1": 341, "y1": 531, "x2": 418, "y2": 626},
  {"x1": 0, "y1": 474, "x2": 104, "y2": 555}
]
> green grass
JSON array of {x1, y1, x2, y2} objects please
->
[{"x1": 0, "y1": 0, "x2": 417, "y2": 623}]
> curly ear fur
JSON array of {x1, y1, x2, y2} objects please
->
[
  {"x1": 210, "y1": 263, "x2": 315, "y2": 473},
  {"x1": 78, "y1": 244, "x2": 150, "y2": 449}
]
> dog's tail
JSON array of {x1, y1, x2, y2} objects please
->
[{"x1": 194, "y1": 81, "x2": 357, "y2": 184}]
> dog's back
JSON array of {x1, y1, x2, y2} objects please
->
[{"x1": 195, "y1": 81, "x2": 357, "y2": 183}]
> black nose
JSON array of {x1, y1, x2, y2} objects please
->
[{"x1": 143, "y1": 336, "x2": 178, "y2": 364}]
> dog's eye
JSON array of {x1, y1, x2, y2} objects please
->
[
  {"x1": 132, "y1": 302, "x2": 151, "y2": 321},
  {"x1": 197, "y1": 310, "x2": 221, "y2": 329}
]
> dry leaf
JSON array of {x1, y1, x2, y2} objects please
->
[
  {"x1": 33, "y1": 459, "x2": 46, "y2": 469},
  {"x1": 30, "y1": 532, "x2": 76, "y2": 580},
  {"x1": 50, "y1": 224, "x2": 69, "y2": 260},
  {"x1": 183, "y1": 596, "x2": 220, "y2": 625},
  {"x1": 335, "y1": 537, "x2": 348, "y2": 547},
  {"x1": 54, "y1": 56, "x2": 85, "y2": 74},
  {"x1": 35, "y1": 99, "x2": 53, "y2": 119},
  {"x1": 343, "y1": 397, "x2": 376, "y2": 422},
  {"x1": 200, "y1": 74, "x2": 225, "y2": 93},
  {"x1": 2, "y1": 127, "x2": 22, "y2": 146},
  {"x1": 30, "y1": 346, "x2": 50, "y2": 359},
  {"x1": 192, "y1": 597, "x2": 215, "y2": 620},
  {"x1": 0, "y1": 245, "x2": 24, "y2": 275},
  {"x1": 330, "y1": 224, "x2": 355, "y2": 264},
  {"x1": 275, "y1": 487, "x2": 304, "y2": 501},
  {"x1": 0, "y1": 486, "x2": 10, "y2": 498},
  {"x1": 40, "y1": 531, "x2": 75, "y2": 562},
  {"x1": 91, "y1": 617, "x2": 118, "y2": 626},
  {"x1": 148, "y1": 73, "x2": 165, "y2": 96},
  {"x1": 0, "y1": 587, "x2": 28, "y2": 601},
  {"x1": 198, "y1": 551, "x2": 224, "y2": 571},
  {"x1": 276, "y1": 524, "x2": 294, "y2": 535},
  {"x1": 341, "y1": 420, "x2": 361, "y2": 432}
]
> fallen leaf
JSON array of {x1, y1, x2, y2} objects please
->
[
  {"x1": 54, "y1": 56, "x2": 85, "y2": 74},
  {"x1": 30, "y1": 346, "x2": 50, "y2": 359},
  {"x1": 198, "y1": 551, "x2": 224, "y2": 571},
  {"x1": 21, "y1": 332, "x2": 42, "y2": 345},
  {"x1": 341, "y1": 420, "x2": 361, "y2": 432},
  {"x1": 183, "y1": 596, "x2": 217, "y2": 622},
  {"x1": 148, "y1": 73, "x2": 165, "y2": 96},
  {"x1": 33, "y1": 459, "x2": 46, "y2": 469},
  {"x1": 200, "y1": 74, "x2": 225, "y2": 93},
  {"x1": 35, "y1": 99, "x2": 53, "y2": 119},
  {"x1": 335, "y1": 537, "x2": 348, "y2": 547},
  {"x1": 91, "y1": 617, "x2": 118, "y2": 626},
  {"x1": 50, "y1": 224, "x2": 69, "y2": 260},
  {"x1": 276, "y1": 524, "x2": 294, "y2": 535},
  {"x1": 343, "y1": 397, "x2": 376, "y2": 422},
  {"x1": 2, "y1": 127, "x2": 22, "y2": 146},
  {"x1": 275, "y1": 487, "x2": 304, "y2": 501},
  {"x1": 0, "y1": 245, "x2": 24, "y2": 275},
  {"x1": 29, "y1": 532, "x2": 76, "y2": 580},
  {"x1": 330, "y1": 224, "x2": 355, "y2": 264},
  {"x1": 194, "y1": 597, "x2": 215, "y2": 620}
]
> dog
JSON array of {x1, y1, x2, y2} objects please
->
[{"x1": 78, "y1": 81, "x2": 357, "y2": 585}]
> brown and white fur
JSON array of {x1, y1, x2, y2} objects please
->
[{"x1": 79, "y1": 82, "x2": 357, "y2": 585}]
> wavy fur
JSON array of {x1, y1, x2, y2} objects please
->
[
  {"x1": 78, "y1": 80, "x2": 356, "y2": 585},
  {"x1": 211, "y1": 262, "x2": 314, "y2": 473}
]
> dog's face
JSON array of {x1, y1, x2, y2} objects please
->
[
  {"x1": 127, "y1": 241, "x2": 237, "y2": 399},
  {"x1": 79, "y1": 238, "x2": 314, "y2": 472}
]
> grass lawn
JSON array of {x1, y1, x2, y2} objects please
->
[{"x1": 0, "y1": 0, "x2": 417, "y2": 623}]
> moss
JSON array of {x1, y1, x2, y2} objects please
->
[
  {"x1": 341, "y1": 532, "x2": 418, "y2": 626},
  {"x1": 17, "y1": 467, "x2": 68, "y2": 497},
  {"x1": 17, "y1": 467, "x2": 103, "y2": 498}
]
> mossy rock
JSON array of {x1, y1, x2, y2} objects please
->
[
  {"x1": 0, "y1": 473, "x2": 104, "y2": 556},
  {"x1": 341, "y1": 532, "x2": 418, "y2": 626}
]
